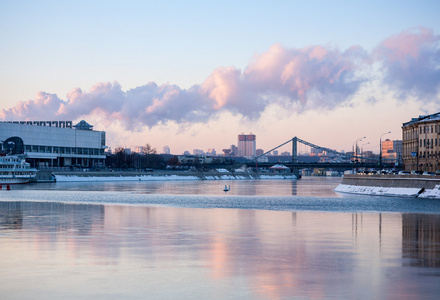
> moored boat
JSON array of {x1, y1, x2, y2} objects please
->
[{"x1": 0, "y1": 154, "x2": 38, "y2": 184}]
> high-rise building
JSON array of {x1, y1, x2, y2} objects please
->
[
  {"x1": 237, "y1": 133, "x2": 256, "y2": 157},
  {"x1": 381, "y1": 139, "x2": 402, "y2": 165},
  {"x1": 163, "y1": 145, "x2": 170, "y2": 154},
  {"x1": 134, "y1": 146, "x2": 144, "y2": 153},
  {"x1": 206, "y1": 148, "x2": 216, "y2": 156},
  {"x1": 193, "y1": 149, "x2": 204, "y2": 156}
]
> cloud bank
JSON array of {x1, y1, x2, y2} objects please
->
[{"x1": 1, "y1": 28, "x2": 439, "y2": 131}]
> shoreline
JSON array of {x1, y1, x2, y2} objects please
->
[
  {"x1": 335, "y1": 174, "x2": 440, "y2": 199},
  {"x1": 39, "y1": 170, "x2": 298, "y2": 182}
]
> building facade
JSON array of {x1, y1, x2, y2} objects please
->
[
  {"x1": 402, "y1": 113, "x2": 440, "y2": 172},
  {"x1": 381, "y1": 139, "x2": 403, "y2": 165},
  {"x1": 237, "y1": 133, "x2": 256, "y2": 157},
  {"x1": 0, "y1": 120, "x2": 106, "y2": 168}
]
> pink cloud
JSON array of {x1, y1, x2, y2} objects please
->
[
  {"x1": 374, "y1": 27, "x2": 440, "y2": 97},
  {"x1": 242, "y1": 44, "x2": 362, "y2": 107},
  {"x1": 1, "y1": 92, "x2": 64, "y2": 120},
  {"x1": 1, "y1": 28, "x2": 438, "y2": 132}
]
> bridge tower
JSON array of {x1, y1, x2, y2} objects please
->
[
  {"x1": 291, "y1": 137, "x2": 300, "y2": 177},
  {"x1": 292, "y1": 137, "x2": 298, "y2": 163}
]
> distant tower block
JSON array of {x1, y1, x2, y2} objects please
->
[{"x1": 237, "y1": 133, "x2": 256, "y2": 157}]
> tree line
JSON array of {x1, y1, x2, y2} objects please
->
[{"x1": 105, "y1": 144, "x2": 178, "y2": 170}]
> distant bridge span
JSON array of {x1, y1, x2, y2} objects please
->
[
  {"x1": 256, "y1": 136, "x2": 352, "y2": 163},
  {"x1": 252, "y1": 137, "x2": 396, "y2": 176},
  {"x1": 254, "y1": 162, "x2": 394, "y2": 170}
]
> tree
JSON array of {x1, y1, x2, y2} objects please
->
[
  {"x1": 168, "y1": 156, "x2": 179, "y2": 166},
  {"x1": 114, "y1": 147, "x2": 126, "y2": 169},
  {"x1": 143, "y1": 144, "x2": 157, "y2": 155}
]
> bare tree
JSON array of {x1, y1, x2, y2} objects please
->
[{"x1": 143, "y1": 144, "x2": 157, "y2": 155}]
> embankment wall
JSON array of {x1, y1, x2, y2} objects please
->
[
  {"x1": 45, "y1": 170, "x2": 297, "y2": 182},
  {"x1": 341, "y1": 174, "x2": 440, "y2": 189}
]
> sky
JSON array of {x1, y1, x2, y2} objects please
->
[{"x1": 1, "y1": 0, "x2": 439, "y2": 155}]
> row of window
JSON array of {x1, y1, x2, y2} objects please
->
[
  {"x1": 0, "y1": 171, "x2": 34, "y2": 176},
  {"x1": 403, "y1": 124, "x2": 440, "y2": 140},
  {"x1": 0, "y1": 165, "x2": 27, "y2": 169},
  {"x1": 419, "y1": 138, "x2": 440, "y2": 149},
  {"x1": 420, "y1": 124, "x2": 440, "y2": 134},
  {"x1": 24, "y1": 145, "x2": 104, "y2": 156},
  {"x1": 410, "y1": 151, "x2": 440, "y2": 159},
  {"x1": 403, "y1": 128, "x2": 418, "y2": 140}
]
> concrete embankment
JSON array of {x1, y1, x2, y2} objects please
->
[
  {"x1": 335, "y1": 174, "x2": 440, "y2": 198},
  {"x1": 44, "y1": 170, "x2": 297, "y2": 182}
]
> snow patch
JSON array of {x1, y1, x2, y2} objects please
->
[
  {"x1": 55, "y1": 175, "x2": 199, "y2": 182},
  {"x1": 54, "y1": 173, "x2": 297, "y2": 182},
  {"x1": 334, "y1": 184, "x2": 422, "y2": 197}
]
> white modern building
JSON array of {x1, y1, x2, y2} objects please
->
[{"x1": 0, "y1": 120, "x2": 106, "y2": 168}]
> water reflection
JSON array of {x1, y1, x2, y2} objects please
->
[
  {"x1": 1, "y1": 201, "x2": 439, "y2": 299},
  {"x1": 402, "y1": 214, "x2": 440, "y2": 268}
]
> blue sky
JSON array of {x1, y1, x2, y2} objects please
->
[{"x1": 1, "y1": 0, "x2": 439, "y2": 154}]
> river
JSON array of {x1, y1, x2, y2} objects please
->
[{"x1": 1, "y1": 177, "x2": 439, "y2": 299}]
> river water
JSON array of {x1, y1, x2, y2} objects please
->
[{"x1": 1, "y1": 177, "x2": 439, "y2": 299}]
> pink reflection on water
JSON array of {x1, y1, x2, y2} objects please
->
[{"x1": 0, "y1": 202, "x2": 439, "y2": 299}]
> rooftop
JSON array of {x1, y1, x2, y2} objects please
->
[{"x1": 402, "y1": 112, "x2": 440, "y2": 127}]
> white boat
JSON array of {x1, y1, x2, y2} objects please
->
[{"x1": 0, "y1": 154, "x2": 38, "y2": 184}]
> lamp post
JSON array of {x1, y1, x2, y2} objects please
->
[
  {"x1": 379, "y1": 131, "x2": 391, "y2": 168},
  {"x1": 361, "y1": 142, "x2": 370, "y2": 163},
  {"x1": 353, "y1": 136, "x2": 366, "y2": 163}
]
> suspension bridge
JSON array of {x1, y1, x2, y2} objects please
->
[{"x1": 250, "y1": 137, "x2": 397, "y2": 176}]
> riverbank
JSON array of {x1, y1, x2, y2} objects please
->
[
  {"x1": 39, "y1": 170, "x2": 297, "y2": 182},
  {"x1": 335, "y1": 174, "x2": 440, "y2": 199}
]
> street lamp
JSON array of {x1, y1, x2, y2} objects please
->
[
  {"x1": 379, "y1": 131, "x2": 391, "y2": 167},
  {"x1": 353, "y1": 136, "x2": 366, "y2": 162},
  {"x1": 361, "y1": 142, "x2": 370, "y2": 163}
]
